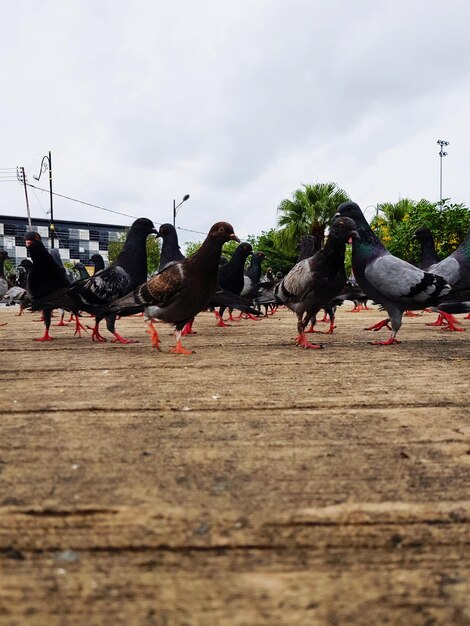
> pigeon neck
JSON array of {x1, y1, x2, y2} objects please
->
[
  {"x1": 351, "y1": 217, "x2": 387, "y2": 270},
  {"x1": 246, "y1": 257, "x2": 263, "y2": 282},
  {"x1": 418, "y1": 237, "x2": 439, "y2": 269},
  {"x1": 191, "y1": 236, "x2": 225, "y2": 273},
  {"x1": 160, "y1": 234, "x2": 184, "y2": 269},
  {"x1": 116, "y1": 230, "x2": 149, "y2": 283},
  {"x1": 0, "y1": 256, "x2": 5, "y2": 279},
  {"x1": 29, "y1": 241, "x2": 60, "y2": 270},
  {"x1": 322, "y1": 236, "x2": 348, "y2": 270}
]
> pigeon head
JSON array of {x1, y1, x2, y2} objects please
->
[
  {"x1": 90, "y1": 254, "x2": 105, "y2": 271},
  {"x1": 158, "y1": 223, "x2": 176, "y2": 238},
  {"x1": 0, "y1": 250, "x2": 8, "y2": 261},
  {"x1": 413, "y1": 226, "x2": 433, "y2": 242},
  {"x1": 254, "y1": 251, "x2": 266, "y2": 260},
  {"x1": 25, "y1": 230, "x2": 42, "y2": 248},
  {"x1": 329, "y1": 216, "x2": 359, "y2": 243},
  {"x1": 208, "y1": 222, "x2": 240, "y2": 243},
  {"x1": 129, "y1": 217, "x2": 157, "y2": 235},
  {"x1": 19, "y1": 259, "x2": 33, "y2": 270},
  {"x1": 335, "y1": 201, "x2": 364, "y2": 223}
]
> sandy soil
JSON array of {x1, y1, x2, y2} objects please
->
[{"x1": 0, "y1": 304, "x2": 469, "y2": 625}]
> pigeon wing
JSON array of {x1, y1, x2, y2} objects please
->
[{"x1": 364, "y1": 255, "x2": 450, "y2": 303}]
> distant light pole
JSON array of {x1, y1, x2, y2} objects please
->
[
  {"x1": 437, "y1": 139, "x2": 449, "y2": 207},
  {"x1": 173, "y1": 193, "x2": 190, "y2": 227},
  {"x1": 33, "y1": 151, "x2": 55, "y2": 247}
]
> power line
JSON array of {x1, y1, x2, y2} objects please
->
[
  {"x1": 3, "y1": 177, "x2": 240, "y2": 240},
  {"x1": 24, "y1": 183, "x2": 215, "y2": 237}
]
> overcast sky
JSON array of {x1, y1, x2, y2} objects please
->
[{"x1": 2, "y1": 0, "x2": 469, "y2": 245}]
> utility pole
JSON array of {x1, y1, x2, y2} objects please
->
[
  {"x1": 17, "y1": 167, "x2": 32, "y2": 227},
  {"x1": 437, "y1": 139, "x2": 449, "y2": 207}
]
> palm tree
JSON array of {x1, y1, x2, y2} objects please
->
[
  {"x1": 379, "y1": 198, "x2": 415, "y2": 227},
  {"x1": 276, "y1": 182, "x2": 350, "y2": 254}
]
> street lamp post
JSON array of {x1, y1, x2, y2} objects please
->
[
  {"x1": 437, "y1": 139, "x2": 449, "y2": 207},
  {"x1": 173, "y1": 194, "x2": 190, "y2": 227},
  {"x1": 33, "y1": 151, "x2": 55, "y2": 247}
]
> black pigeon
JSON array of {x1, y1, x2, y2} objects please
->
[
  {"x1": 297, "y1": 235, "x2": 318, "y2": 262},
  {"x1": 336, "y1": 202, "x2": 463, "y2": 345},
  {"x1": 255, "y1": 217, "x2": 359, "y2": 349},
  {"x1": 24, "y1": 231, "x2": 75, "y2": 341},
  {"x1": 241, "y1": 251, "x2": 266, "y2": 297},
  {"x1": 32, "y1": 218, "x2": 157, "y2": 343},
  {"x1": 216, "y1": 242, "x2": 253, "y2": 325},
  {"x1": 102, "y1": 222, "x2": 241, "y2": 354},
  {"x1": 90, "y1": 253, "x2": 105, "y2": 272},
  {"x1": 413, "y1": 227, "x2": 440, "y2": 270},
  {"x1": 157, "y1": 223, "x2": 185, "y2": 272}
]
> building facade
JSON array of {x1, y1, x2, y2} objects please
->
[{"x1": 0, "y1": 215, "x2": 127, "y2": 267}]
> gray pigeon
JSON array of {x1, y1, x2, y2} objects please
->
[{"x1": 336, "y1": 202, "x2": 467, "y2": 344}]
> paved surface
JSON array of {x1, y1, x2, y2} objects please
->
[{"x1": 1, "y1": 305, "x2": 469, "y2": 625}]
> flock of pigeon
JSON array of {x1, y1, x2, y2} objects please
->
[{"x1": 1, "y1": 201, "x2": 469, "y2": 353}]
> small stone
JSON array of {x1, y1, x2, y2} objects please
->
[{"x1": 56, "y1": 549, "x2": 79, "y2": 562}]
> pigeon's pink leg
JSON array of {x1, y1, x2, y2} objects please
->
[
  {"x1": 295, "y1": 332, "x2": 323, "y2": 349},
  {"x1": 146, "y1": 320, "x2": 161, "y2": 350},
  {"x1": 170, "y1": 331, "x2": 193, "y2": 354},
  {"x1": 364, "y1": 318, "x2": 391, "y2": 331},
  {"x1": 90, "y1": 321, "x2": 107, "y2": 342},
  {"x1": 34, "y1": 329, "x2": 53, "y2": 342},
  {"x1": 181, "y1": 319, "x2": 196, "y2": 336},
  {"x1": 439, "y1": 312, "x2": 465, "y2": 332},
  {"x1": 215, "y1": 312, "x2": 230, "y2": 327},
  {"x1": 73, "y1": 315, "x2": 87, "y2": 337}
]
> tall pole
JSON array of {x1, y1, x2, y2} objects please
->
[
  {"x1": 437, "y1": 140, "x2": 449, "y2": 207},
  {"x1": 33, "y1": 152, "x2": 55, "y2": 247},
  {"x1": 172, "y1": 194, "x2": 190, "y2": 227},
  {"x1": 17, "y1": 167, "x2": 32, "y2": 227},
  {"x1": 48, "y1": 151, "x2": 54, "y2": 248}
]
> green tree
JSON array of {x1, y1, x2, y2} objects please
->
[
  {"x1": 276, "y1": 182, "x2": 350, "y2": 255},
  {"x1": 371, "y1": 199, "x2": 470, "y2": 262}
]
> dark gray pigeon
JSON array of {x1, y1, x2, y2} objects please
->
[{"x1": 255, "y1": 216, "x2": 359, "y2": 349}]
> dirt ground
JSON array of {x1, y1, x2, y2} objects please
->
[{"x1": 0, "y1": 303, "x2": 469, "y2": 626}]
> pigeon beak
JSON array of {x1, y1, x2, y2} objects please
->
[
  {"x1": 230, "y1": 234, "x2": 240, "y2": 242},
  {"x1": 347, "y1": 230, "x2": 359, "y2": 243},
  {"x1": 334, "y1": 212, "x2": 341, "y2": 219}
]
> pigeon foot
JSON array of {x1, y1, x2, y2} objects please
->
[
  {"x1": 34, "y1": 330, "x2": 53, "y2": 342},
  {"x1": 369, "y1": 337, "x2": 401, "y2": 346},
  {"x1": 365, "y1": 318, "x2": 391, "y2": 332},
  {"x1": 111, "y1": 332, "x2": 137, "y2": 344},
  {"x1": 170, "y1": 340, "x2": 193, "y2": 355},
  {"x1": 295, "y1": 333, "x2": 323, "y2": 349}
]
